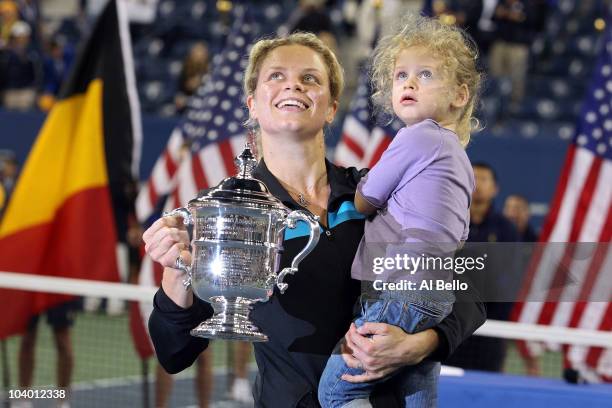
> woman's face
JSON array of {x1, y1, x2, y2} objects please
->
[{"x1": 247, "y1": 45, "x2": 337, "y2": 138}]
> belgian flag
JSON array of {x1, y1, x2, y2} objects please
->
[{"x1": 0, "y1": 0, "x2": 141, "y2": 338}]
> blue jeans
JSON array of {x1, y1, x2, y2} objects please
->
[{"x1": 318, "y1": 295, "x2": 452, "y2": 408}]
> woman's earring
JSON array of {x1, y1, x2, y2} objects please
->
[{"x1": 247, "y1": 129, "x2": 258, "y2": 159}]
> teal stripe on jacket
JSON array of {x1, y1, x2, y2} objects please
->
[{"x1": 284, "y1": 201, "x2": 366, "y2": 241}]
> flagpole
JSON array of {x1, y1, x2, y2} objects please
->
[{"x1": 1, "y1": 339, "x2": 9, "y2": 408}]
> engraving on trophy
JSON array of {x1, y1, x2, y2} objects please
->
[{"x1": 199, "y1": 212, "x2": 272, "y2": 243}]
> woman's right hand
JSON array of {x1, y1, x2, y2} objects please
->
[
  {"x1": 142, "y1": 216, "x2": 194, "y2": 308},
  {"x1": 143, "y1": 216, "x2": 191, "y2": 268}
]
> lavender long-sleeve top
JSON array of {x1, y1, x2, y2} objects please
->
[{"x1": 352, "y1": 119, "x2": 475, "y2": 286}]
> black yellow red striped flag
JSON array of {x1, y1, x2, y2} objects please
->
[{"x1": 0, "y1": 0, "x2": 141, "y2": 338}]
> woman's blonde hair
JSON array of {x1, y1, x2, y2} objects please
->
[
  {"x1": 371, "y1": 15, "x2": 483, "y2": 146},
  {"x1": 242, "y1": 32, "x2": 344, "y2": 130}
]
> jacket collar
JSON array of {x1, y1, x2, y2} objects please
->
[{"x1": 253, "y1": 158, "x2": 357, "y2": 212}]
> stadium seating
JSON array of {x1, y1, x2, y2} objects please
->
[
  {"x1": 129, "y1": 0, "x2": 294, "y2": 117},
  {"x1": 477, "y1": 0, "x2": 605, "y2": 140},
  {"x1": 30, "y1": 0, "x2": 604, "y2": 135}
]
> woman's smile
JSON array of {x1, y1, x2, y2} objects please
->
[{"x1": 275, "y1": 97, "x2": 310, "y2": 111}]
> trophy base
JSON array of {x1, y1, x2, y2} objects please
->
[{"x1": 190, "y1": 296, "x2": 268, "y2": 342}]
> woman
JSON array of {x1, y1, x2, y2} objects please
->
[{"x1": 143, "y1": 32, "x2": 485, "y2": 408}]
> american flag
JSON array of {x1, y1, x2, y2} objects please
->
[
  {"x1": 130, "y1": 6, "x2": 259, "y2": 358},
  {"x1": 135, "y1": 12, "x2": 256, "y2": 223},
  {"x1": 334, "y1": 67, "x2": 403, "y2": 168},
  {"x1": 511, "y1": 26, "x2": 612, "y2": 382}
]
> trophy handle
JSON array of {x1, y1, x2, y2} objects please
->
[
  {"x1": 163, "y1": 207, "x2": 193, "y2": 226},
  {"x1": 162, "y1": 207, "x2": 193, "y2": 289},
  {"x1": 276, "y1": 211, "x2": 320, "y2": 294}
]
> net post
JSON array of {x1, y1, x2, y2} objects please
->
[
  {"x1": 141, "y1": 357, "x2": 149, "y2": 408},
  {"x1": 1, "y1": 339, "x2": 10, "y2": 408}
]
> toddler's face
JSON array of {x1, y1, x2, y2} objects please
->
[{"x1": 391, "y1": 46, "x2": 457, "y2": 128}]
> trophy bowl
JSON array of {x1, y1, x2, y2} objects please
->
[{"x1": 164, "y1": 147, "x2": 320, "y2": 342}]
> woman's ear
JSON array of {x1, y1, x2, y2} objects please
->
[
  {"x1": 246, "y1": 94, "x2": 257, "y2": 120},
  {"x1": 326, "y1": 100, "x2": 339, "y2": 123},
  {"x1": 452, "y1": 84, "x2": 469, "y2": 109}
]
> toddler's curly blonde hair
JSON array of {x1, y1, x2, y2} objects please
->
[{"x1": 371, "y1": 15, "x2": 483, "y2": 146}]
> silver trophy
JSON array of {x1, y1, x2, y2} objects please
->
[{"x1": 164, "y1": 147, "x2": 320, "y2": 342}]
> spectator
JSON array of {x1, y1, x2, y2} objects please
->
[
  {"x1": 502, "y1": 193, "x2": 541, "y2": 375},
  {"x1": 472, "y1": 0, "x2": 500, "y2": 57},
  {"x1": 0, "y1": 150, "x2": 17, "y2": 197},
  {"x1": 488, "y1": 0, "x2": 548, "y2": 109},
  {"x1": 156, "y1": 343, "x2": 254, "y2": 406},
  {"x1": 230, "y1": 342, "x2": 254, "y2": 404},
  {"x1": 466, "y1": 163, "x2": 519, "y2": 245},
  {"x1": 0, "y1": 182, "x2": 4, "y2": 214},
  {"x1": 174, "y1": 41, "x2": 209, "y2": 114},
  {"x1": 18, "y1": 299, "x2": 82, "y2": 408},
  {"x1": 444, "y1": 162, "x2": 520, "y2": 372},
  {"x1": 431, "y1": 0, "x2": 484, "y2": 34},
  {"x1": 278, "y1": 0, "x2": 339, "y2": 52},
  {"x1": 39, "y1": 36, "x2": 75, "y2": 112},
  {"x1": 16, "y1": 0, "x2": 41, "y2": 48},
  {"x1": 288, "y1": 0, "x2": 333, "y2": 32},
  {"x1": 355, "y1": 0, "x2": 414, "y2": 62},
  {"x1": 284, "y1": 0, "x2": 335, "y2": 34},
  {"x1": 0, "y1": 20, "x2": 41, "y2": 110},
  {"x1": 0, "y1": 150, "x2": 17, "y2": 218},
  {"x1": 503, "y1": 194, "x2": 538, "y2": 242},
  {"x1": 155, "y1": 352, "x2": 212, "y2": 408},
  {"x1": 16, "y1": 0, "x2": 39, "y2": 27},
  {"x1": 0, "y1": 0, "x2": 18, "y2": 48}
]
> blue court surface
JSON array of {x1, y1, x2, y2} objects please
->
[
  {"x1": 7, "y1": 368, "x2": 612, "y2": 407},
  {"x1": 4, "y1": 370, "x2": 257, "y2": 407},
  {"x1": 439, "y1": 370, "x2": 612, "y2": 408}
]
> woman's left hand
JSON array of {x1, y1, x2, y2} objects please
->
[{"x1": 340, "y1": 322, "x2": 439, "y2": 383}]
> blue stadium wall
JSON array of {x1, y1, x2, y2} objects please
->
[{"x1": 1, "y1": 110, "x2": 567, "y2": 231}]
